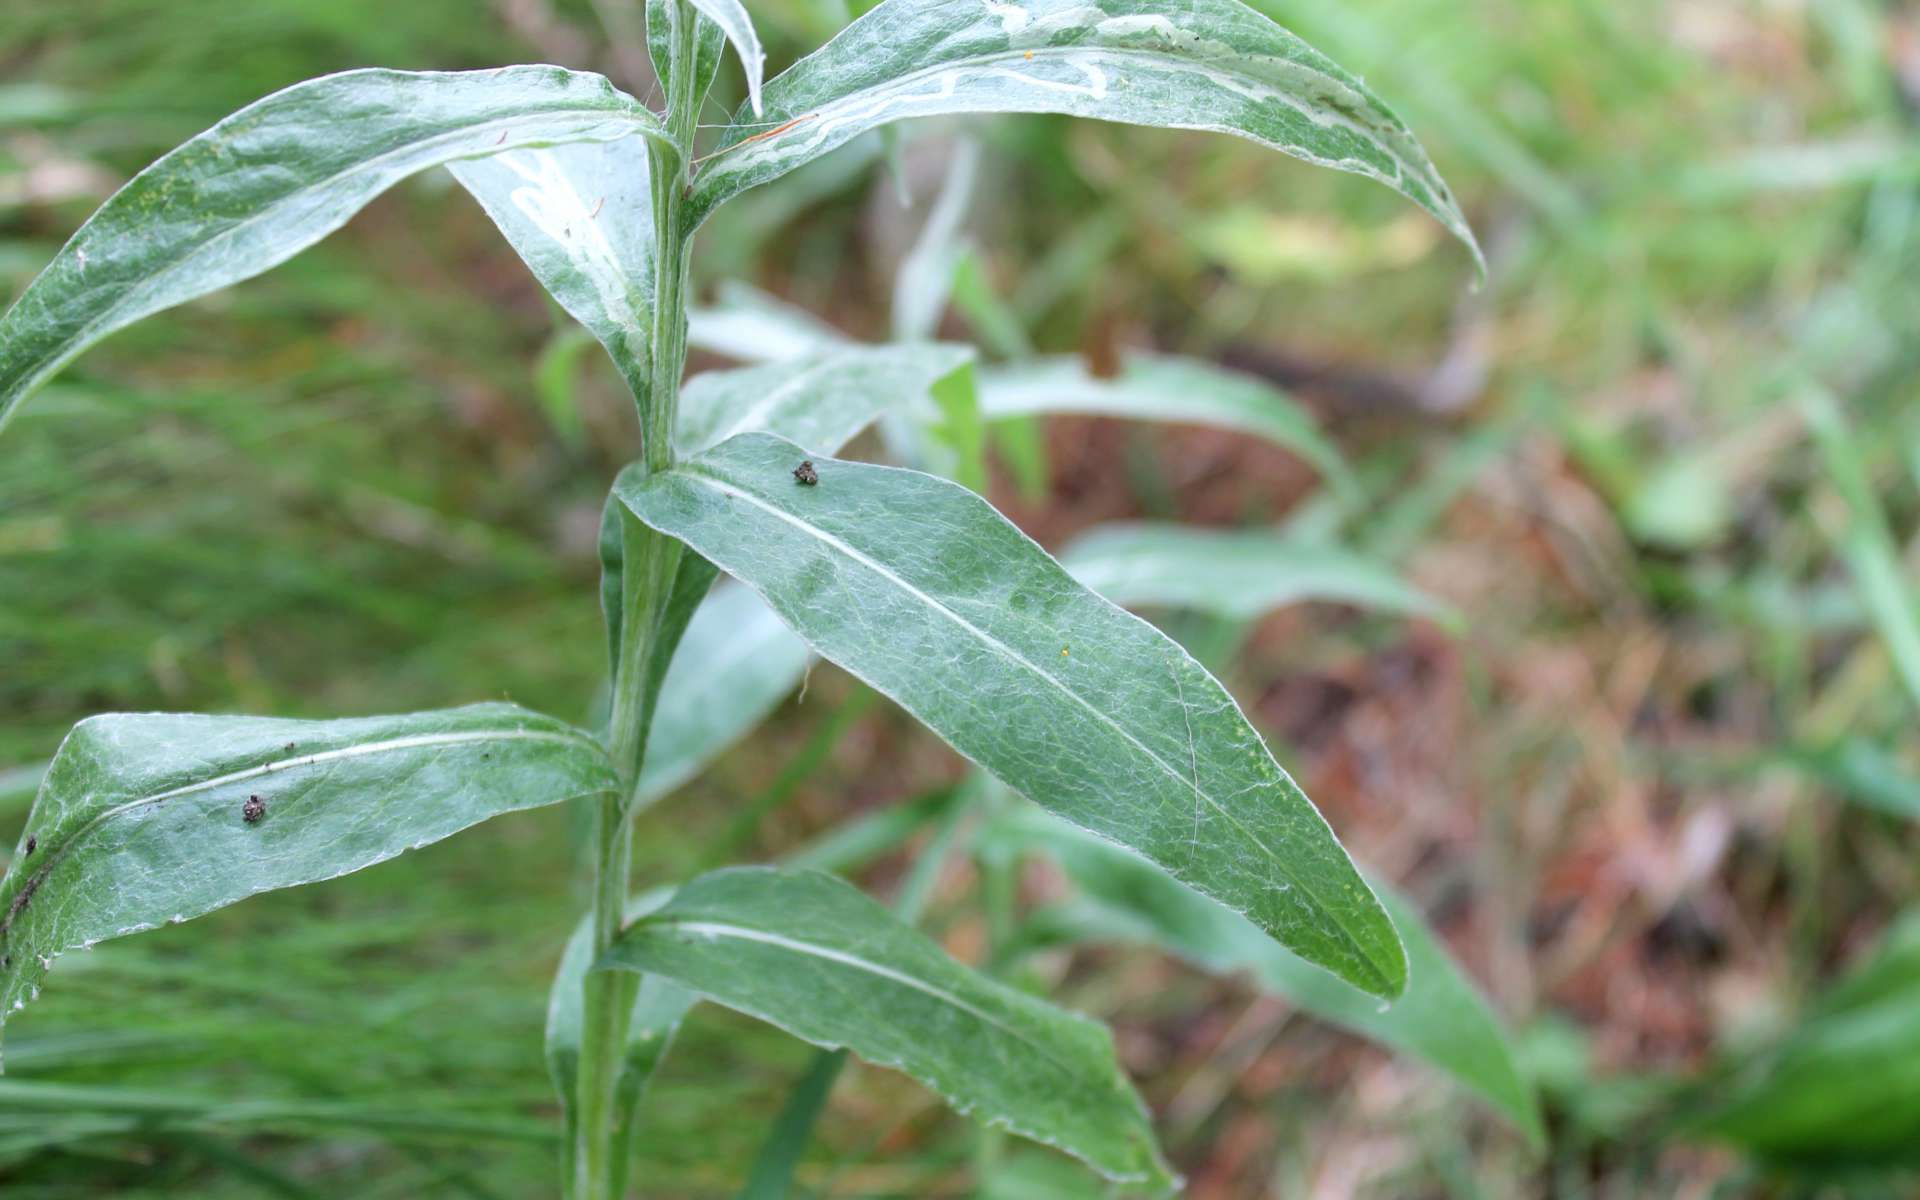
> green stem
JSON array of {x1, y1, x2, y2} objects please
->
[{"x1": 572, "y1": 6, "x2": 702, "y2": 1197}]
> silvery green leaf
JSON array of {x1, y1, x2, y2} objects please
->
[
  {"x1": 0, "y1": 67, "x2": 665, "y2": 433},
  {"x1": 636, "y1": 581, "x2": 811, "y2": 807},
  {"x1": 0, "y1": 703, "x2": 617, "y2": 1056},
  {"x1": 689, "y1": 0, "x2": 768, "y2": 117},
  {"x1": 891, "y1": 137, "x2": 982, "y2": 342},
  {"x1": 614, "y1": 433, "x2": 1406, "y2": 997},
  {"x1": 598, "y1": 866, "x2": 1174, "y2": 1189},
  {"x1": 650, "y1": 0, "x2": 730, "y2": 112},
  {"x1": 675, "y1": 343, "x2": 975, "y2": 455},
  {"x1": 450, "y1": 140, "x2": 658, "y2": 396},
  {"x1": 980, "y1": 354, "x2": 1351, "y2": 492},
  {"x1": 997, "y1": 808, "x2": 1542, "y2": 1142},
  {"x1": 688, "y1": 283, "x2": 858, "y2": 362},
  {"x1": 625, "y1": 347, "x2": 977, "y2": 807},
  {"x1": 687, "y1": 0, "x2": 1478, "y2": 269},
  {"x1": 1060, "y1": 522, "x2": 1454, "y2": 624}
]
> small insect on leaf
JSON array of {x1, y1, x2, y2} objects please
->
[
  {"x1": 23, "y1": 836, "x2": 35, "y2": 856},
  {"x1": 242, "y1": 795, "x2": 267, "y2": 824},
  {"x1": 793, "y1": 460, "x2": 819, "y2": 486}
]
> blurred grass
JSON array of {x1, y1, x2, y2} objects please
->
[{"x1": 3, "y1": 0, "x2": 1920, "y2": 1195}]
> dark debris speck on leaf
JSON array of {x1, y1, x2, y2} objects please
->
[{"x1": 793, "y1": 460, "x2": 818, "y2": 486}]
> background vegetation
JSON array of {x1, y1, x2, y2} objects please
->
[{"x1": 3, "y1": 0, "x2": 1919, "y2": 1194}]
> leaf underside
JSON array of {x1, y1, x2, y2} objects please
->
[
  {"x1": 450, "y1": 138, "x2": 660, "y2": 397},
  {"x1": 0, "y1": 66, "x2": 666, "y2": 434},
  {"x1": 636, "y1": 580, "x2": 812, "y2": 808}
]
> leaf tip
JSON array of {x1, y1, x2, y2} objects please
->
[{"x1": 746, "y1": 66, "x2": 765, "y2": 119}]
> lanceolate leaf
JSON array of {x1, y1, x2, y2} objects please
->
[
  {"x1": 598, "y1": 867, "x2": 1173, "y2": 1188},
  {"x1": 0, "y1": 703, "x2": 616, "y2": 1055},
  {"x1": 689, "y1": 0, "x2": 768, "y2": 118},
  {"x1": 675, "y1": 343, "x2": 975, "y2": 456},
  {"x1": 615, "y1": 433, "x2": 1406, "y2": 997},
  {"x1": 450, "y1": 141, "x2": 658, "y2": 396},
  {"x1": 1060, "y1": 522, "x2": 1453, "y2": 624},
  {"x1": 611, "y1": 349, "x2": 975, "y2": 808},
  {"x1": 980, "y1": 355, "x2": 1351, "y2": 492},
  {"x1": 687, "y1": 283, "x2": 858, "y2": 362},
  {"x1": 0, "y1": 67, "x2": 667, "y2": 433},
  {"x1": 1691, "y1": 911, "x2": 1920, "y2": 1164},
  {"x1": 997, "y1": 809, "x2": 1542, "y2": 1142},
  {"x1": 630, "y1": 521, "x2": 1444, "y2": 813},
  {"x1": 687, "y1": 0, "x2": 1479, "y2": 268},
  {"x1": 636, "y1": 580, "x2": 811, "y2": 807},
  {"x1": 616, "y1": 346, "x2": 974, "y2": 805}
]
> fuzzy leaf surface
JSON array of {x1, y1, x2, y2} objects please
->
[
  {"x1": 450, "y1": 141, "x2": 658, "y2": 396},
  {"x1": 688, "y1": 0, "x2": 1478, "y2": 266},
  {"x1": 0, "y1": 66, "x2": 664, "y2": 432},
  {"x1": 614, "y1": 433, "x2": 1405, "y2": 996},
  {"x1": 0, "y1": 703, "x2": 616, "y2": 1054},
  {"x1": 598, "y1": 866, "x2": 1172, "y2": 1188},
  {"x1": 688, "y1": 284, "x2": 858, "y2": 363},
  {"x1": 689, "y1": 0, "x2": 768, "y2": 116}
]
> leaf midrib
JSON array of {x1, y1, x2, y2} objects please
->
[
  {"x1": 0, "y1": 726, "x2": 607, "y2": 940},
  {"x1": 640, "y1": 915, "x2": 1107, "y2": 1105},
  {"x1": 701, "y1": 42, "x2": 1433, "y2": 201},
  {"x1": 665, "y1": 459, "x2": 1387, "y2": 988}
]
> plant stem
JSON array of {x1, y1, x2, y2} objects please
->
[{"x1": 572, "y1": 6, "x2": 702, "y2": 1197}]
